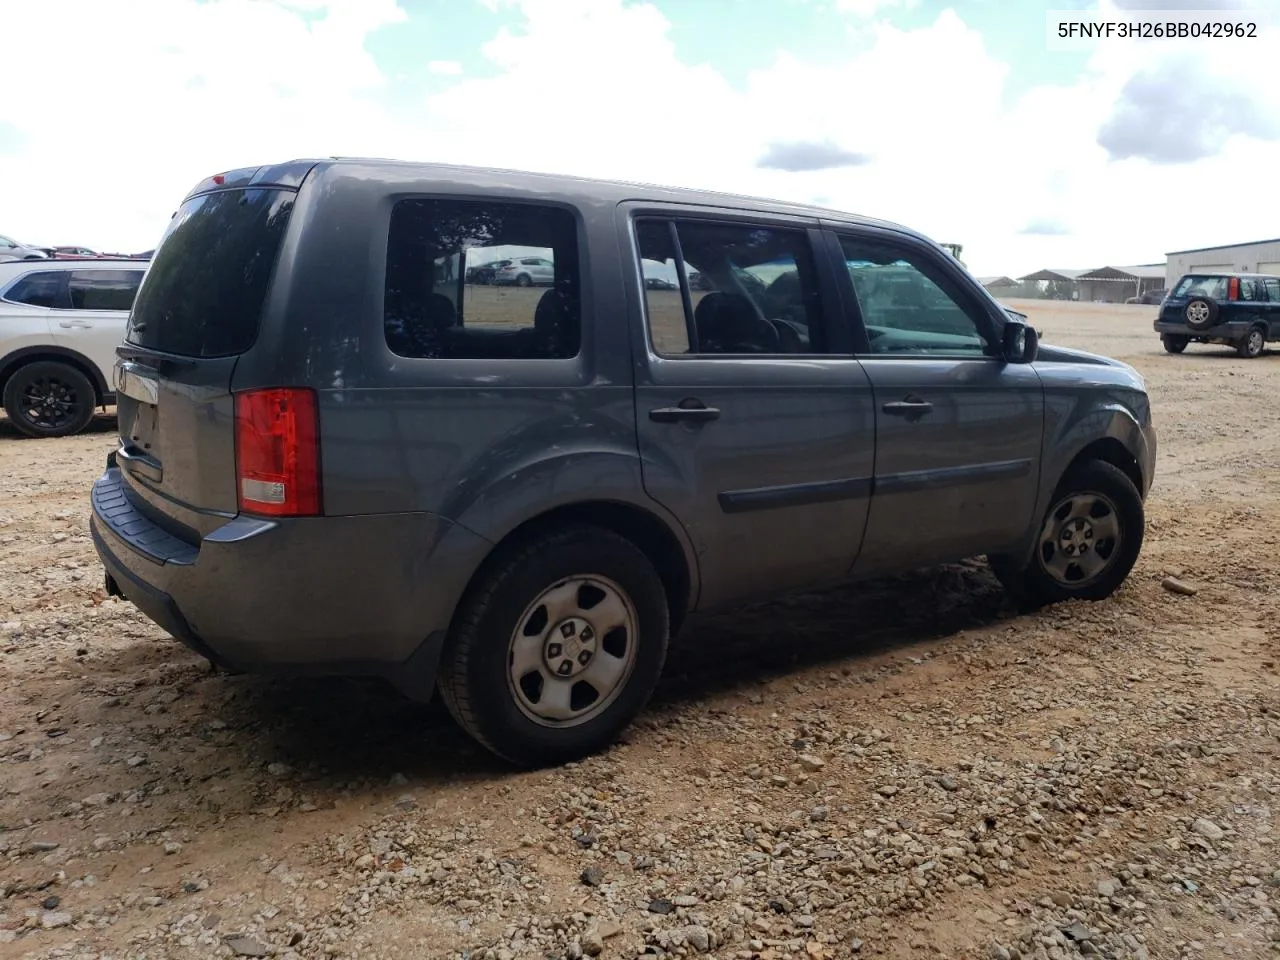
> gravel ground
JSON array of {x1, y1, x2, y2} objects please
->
[{"x1": 2, "y1": 300, "x2": 1279, "y2": 960}]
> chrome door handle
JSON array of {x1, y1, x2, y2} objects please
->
[
  {"x1": 649, "y1": 403, "x2": 721, "y2": 424},
  {"x1": 882, "y1": 399, "x2": 934, "y2": 420}
]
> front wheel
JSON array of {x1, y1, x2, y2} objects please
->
[
  {"x1": 990, "y1": 460, "x2": 1144, "y2": 609},
  {"x1": 1161, "y1": 334, "x2": 1188, "y2": 354},
  {"x1": 515, "y1": 273, "x2": 532, "y2": 287},
  {"x1": 3, "y1": 360, "x2": 97, "y2": 438},
  {"x1": 1237, "y1": 326, "x2": 1265, "y2": 359},
  {"x1": 437, "y1": 526, "x2": 670, "y2": 767}
]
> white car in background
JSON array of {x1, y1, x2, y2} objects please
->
[
  {"x1": 0, "y1": 234, "x2": 52, "y2": 262},
  {"x1": 0, "y1": 259, "x2": 147, "y2": 437},
  {"x1": 492, "y1": 256, "x2": 555, "y2": 286}
]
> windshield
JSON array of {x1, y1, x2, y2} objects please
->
[
  {"x1": 127, "y1": 188, "x2": 295, "y2": 357},
  {"x1": 1172, "y1": 275, "x2": 1227, "y2": 300}
]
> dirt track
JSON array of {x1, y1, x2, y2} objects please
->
[{"x1": 2, "y1": 300, "x2": 1279, "y2": 960}]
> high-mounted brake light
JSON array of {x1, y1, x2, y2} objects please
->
[
  {"x1": 212, "y1": 174, "x2": 226, "y2": 185},
  {"x1": 234, "y1": 388, "x2": 321, "y2": 517},
  {"x1": 1228, "y1": 277, "x2": 1239, "y2": 300}
]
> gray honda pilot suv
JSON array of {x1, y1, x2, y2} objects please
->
[{"x1": 91, "y1": 159, "x2": 1156, "y2": 766}]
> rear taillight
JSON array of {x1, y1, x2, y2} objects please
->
[
  {"x1": 234, "y1": 388, "x2": 321, "y2": 517},
  {"x1": 1228, "y1": 277, "x2": 1239, "y2": 300}
]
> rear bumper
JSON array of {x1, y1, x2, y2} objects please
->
[
  {"x1": 90, "y1": 465, "x2": 492, "y2": 697},
  {"x1": 1154, "y1": 318, "x2": 1252, "y2": 340}
]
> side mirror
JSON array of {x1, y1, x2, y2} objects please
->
[{"x1": 1002, "y1": 319, "x2": 1039, "y2": 364}]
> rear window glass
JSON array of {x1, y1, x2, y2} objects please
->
[
  {"x1": 384, "y1": 198, "x2": 581, "y2": 360},
  {"x1": 69, "y1": 269, "x2": 144, "y2": 311},
  {"x1": 1172, "y1": 275, "x2": 1227, "y2": 300},
  {"x1": 3, "y1": 271, "x2": 67, "y2": 308},
  {"x1": 127, "y1": 188, "x2": 295, "y2": 357}
]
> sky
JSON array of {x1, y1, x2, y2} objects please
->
[{"x1": 1, "y1": 0, "x2": 1278, "y2": 278}]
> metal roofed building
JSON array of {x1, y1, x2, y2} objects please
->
[
  {"x1": 1165, "y1": 238, "x2": 1280, "y2": 287},
  {"x1": 1074, "y1": 264, "x2": 1166, "y2": 303},
  {"x1": 1017, "y1": 268, "x2": 1087, "y2": 300}
]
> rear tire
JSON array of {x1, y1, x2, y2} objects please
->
[
  {"x1": 437, "y1": 526, "x2": 669, "y2": 767},
  {"x1": 989, "y1": 460, "x2": 1144, "y2": 610},
  {"x1": 1237, "y1": 326, "x2": 1265, "y2": 359},
  {"x1": 3, "y1": 360, "x2": 97, "y2": 438},
  {"x1": 1161, "y1": 334, "x2": 1188, "y2": 354}
]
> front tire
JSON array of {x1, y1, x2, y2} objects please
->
[
  {"x1": 515, "y1": 273, "x2": 532, "y2": 287},
  {"x1": 1161, "y1": 334, "x2": 1188, "y2": 354},
  {"x1": 437, "y1": 526, "x2": 669, "y2": 767},
  {"x1": 3, "y1": 360, "x2": 97, "y2": 438},
  {"x1": 990, "y1": 460, "x2": 1144, "y2": 610},
  {"x1": 1237, "y1": 326, "x2": 1265, "y2": 359}
]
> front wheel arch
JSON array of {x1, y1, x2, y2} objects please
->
[
  {"x1": 0, "y1": 346, "x2": 109, "y2": 404},
  {"x1": 990, "y1": 458, "x2": 1145, "y2": 609},
  {"x1": 1064, "y1": 436, "x2": 1144, "y2": 500},
  {"x1": 999, "y1": 424, "x2": 1149, "y2": 574}
]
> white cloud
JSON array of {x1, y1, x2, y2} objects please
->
[
  {"x1": 834, "y1": 0, "x2": 919, "y2": 18},
  {"x1": 2, "y1": 0, "x2": 1279, "y2": 277},
  {"x1": 0, "y1": 0, "x2": 406, "y2": 251}
]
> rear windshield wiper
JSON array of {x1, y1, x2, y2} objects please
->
[{"x1": 115, "y1": 344, "x2": 198, "y2": 371}]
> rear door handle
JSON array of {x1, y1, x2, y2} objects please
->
[
  {"x1": 59, "y1": 320, "x2": 92, "y2": 329},
  {"x1": 882, "y1": 399, "x2": 934, "y2": 418},
  {"x1": 649, "y1": 403, "x2": 721, "y2": 424}
]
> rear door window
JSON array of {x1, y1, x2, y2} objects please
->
[
  {"x1": 3, "y1": 271, "x2": 69, "y2": 308},
  {"x1": 383, "y1": 198, "x2": 581, "y2": 360},
  {"x1": 69, "y1": 270, "x2": 145, "y2": 311},
  {"x1": 1265, "y1": 279, "x2": 1280, "y2": 302},
  {"x1": 127, "y1": 188, "x2": 295, "y2": 357}
]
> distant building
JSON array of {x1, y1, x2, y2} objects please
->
[
  {"x1": 1018, "y1": 268, "x2": 1087, "y2": 300},
  {"x1": 1074, "y1": 264, "x2": 1166, "y2": 303},
  {"x1": 1165, "y1": 238, "x2": 1280, "y2": 287},
  {"x1": 977, "y1": 275, "x2": 1018, "y2": 291},
  {"x1": 1019, "y1": 269, "x2": 1086, "y2": 280}
]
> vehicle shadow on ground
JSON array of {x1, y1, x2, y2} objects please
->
[
  {"x1": 214, "y1": 562, "x2": 1010, "y2": 784},
  {"x1": 0, "y1": 412, "x2": 118, "y2": 439},
  {"x1": 1156, "y1": 348, "x2": 1275, "y2": 361}
]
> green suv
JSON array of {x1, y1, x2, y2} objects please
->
[{"x1": 1154, "y1": 272, "x2": 1280, "y2": 359}]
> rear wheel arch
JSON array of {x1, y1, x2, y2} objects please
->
[
  {"x1": 0, "y1": 346, "x2": 109, "y2": 404},
  {"x1": 454, "y1": 500, "x2": 696, "y2": 639}
]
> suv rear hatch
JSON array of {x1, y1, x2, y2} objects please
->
[{"x1": 113, "y1": 162, "x2": 314, "y2": 543}]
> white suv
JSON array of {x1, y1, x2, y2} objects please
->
[{"x1": 1, "y1": 259, "x2": 147, "y2": 437}]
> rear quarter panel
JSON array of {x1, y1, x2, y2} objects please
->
[
  {"x1": 245, "y1": 163, "x2": 698, "y2": 623},
  {"x1": 0, "y1": 304, "x2": 56, "y2": 370}
]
